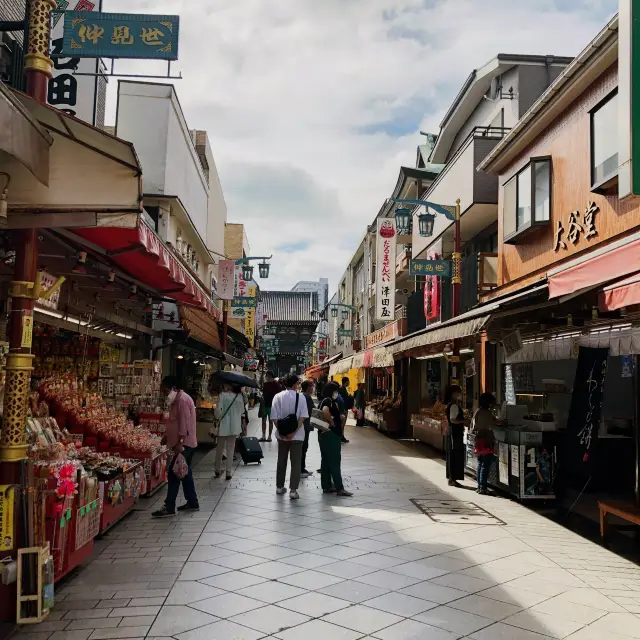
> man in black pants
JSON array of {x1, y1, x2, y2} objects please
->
[{"x1": 300, "y1": 380, "x2": 315, "y2": 477}]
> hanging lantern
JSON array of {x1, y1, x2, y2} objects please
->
[
  {"x1": 418, "y1": 211, "x2": 436, "y2": 237},
  {"x1": 394, "y1": 207, "x2": 412, "y2": 234},
  {"x1": 242, "y1": 263, "x2": 254, "y2": 281},
  {"x1": 258, "y1": 261, "x2": 270, "y2": 278},
  {"x1": 331, "y1": 306, "x2": 338, "y2": 318},
  {"x1": 341, "y1": 308, "x2": 349, "y2": 320}
]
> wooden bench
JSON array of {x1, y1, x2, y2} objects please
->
[{"x1": 598, "y1": 499, "x2": 640, "y2": 545}]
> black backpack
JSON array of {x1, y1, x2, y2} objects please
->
[{"x1": 277, "y1": 393, "x2": 300, "y2": 436}]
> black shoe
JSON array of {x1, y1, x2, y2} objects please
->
[
  {"x1": 341, "y1": 437, "x2": 349, "y2": 444},
  {"x1": 336, "y1": 489, "x2": 353, "y2": 497},
  {"x1": 317, "y1": 469, "x2": 322, "y2": 474},
  {"x1": 323, "y1": 488, "x2": 336, "y2": 494},
  {"x1": 152, "y1": 506, "x2": 175, "y2": 518},
  {"x1": 177, "y1": 503, "x2": 199, "y2": 512}
]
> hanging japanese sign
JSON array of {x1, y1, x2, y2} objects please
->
[
  {"x1": 338, "y1": 328, "x2": 353, "y2": 338},
  {"x1": 50, "y1": 0, "x2": 101, "y2": 123},
  {"x1": 409, "y1": 259, "x2": 451, "y2": 277},
  {"x1": 375, "y1": 218, "x2": 396, "y2": 321},
  {"x1": 217, "y1": 260, "x2": 235, "y2": 300},
  {"x1": 63, "y1": 12, "x2": 180, "y2": 60},
  {"x1": 566, "y1": 346, "x2": 609, "y2": 475},
  {"x1": 244, "y1": 286, "x2": 256, "y2": 346},
  {"x1": 0, "y1": 485, "x2": 15, "y2": 551},
  {"x1": 231, "y1": 265, "x2": 248, "y2": 318},
  {"x1": 423, "y1": 252, "x2": 441, "y2": 321}
]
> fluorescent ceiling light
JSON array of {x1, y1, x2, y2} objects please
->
[{"x1": 34, "y1": 307, "x2": 64, "y2": 319}]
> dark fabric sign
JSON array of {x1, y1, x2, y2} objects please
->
[{"x1": 566, "y1": 346, "x2": 609, "y2": 474}]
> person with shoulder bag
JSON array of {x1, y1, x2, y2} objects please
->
[
  {"x1": 471, "y1": 392, "x2": 497, "y2": 495},
  {"x1": 270, "y1": 374, "x2": 308, "y2": 499},
  {"x1": 318, "y1": 382, "x2": 353, "y2": 497},
  {"x1": 214, "y1": 384, "x2": 244, "y2": 480}
]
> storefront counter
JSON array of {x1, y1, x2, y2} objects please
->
[{"x1": 411, "y1": 414, "x2": 447, "y2": 451}]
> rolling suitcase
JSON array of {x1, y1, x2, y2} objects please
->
[{"x1": 236, "y1": 436, "x2": 263, "y2": 465}]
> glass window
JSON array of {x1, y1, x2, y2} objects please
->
[
  {"x1": 592, "y1": 92, "x2": 618, "y2": 187},
  {"x1": 533, "y1": 159, "x2": 551, "y2": 221},
  {"x1": 517, "y1": 165, "x2": 531, "y2": 229},
  {"x1": 503, "y1": 178, "x2": 517, "y2": 239}
]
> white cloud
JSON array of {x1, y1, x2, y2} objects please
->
[{"x1": 104, "y1": 0, "x2": 617, "y2": 292}]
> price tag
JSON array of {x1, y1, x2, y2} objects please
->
[{"x1": 21, "y1": 315, "x2": 33, "y2": 348}]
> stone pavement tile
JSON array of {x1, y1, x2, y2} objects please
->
[
  {"x1": 356, "y1": 569, "x2": 424, "y2": 591},
  {"x1": 148, "y1": 606, "x2": 219, "y2": 637},
  {"x1": 94, "y1": 601, "x2": 130, "y2": 610},
  {"x1": 278, "y1": 569, "x2": 346, "y2": 590},
  {"x1": 230, "y1": 604, "x2": 310, "y2": 635},
  {"x1": 556, "y1": 588, "x2": 627, "y2": 613},
  {"x1": 177, "y1": 562, "x2": 231, "y2": 581},
  {"x1": 469, "y1": 622, "x2": 556, "y2": 639},
  {"x1": 414, "y1": 605, "x2": 494, "y2": 636},
  {"x1": 165, "y1": 581, "x2": 224, "y2": 605},
  {"x1": 117, "y1": 616, "x2": 156, "y2": 627},
  {"x1": 280, "y1": 552, "x2": 336, "y2": 569},
  {"x1": 458, "y1": 565, "x2": 526, "y2": 585},
  {"x1": 398, "y1": 582, "x2": 468, "y2": 605},
  {"x1": 477, "y1": 585, "x2": 551, "y2": 608},
  {"x1": 125, "y1": 597, "x2": 165, "y2": 607},
  {"x1": 189, "y1": 591, "x2": 264, "y2": 618},
  {"x1": 12, "y1": 632, "x2": 54, "y2": 640},
  {"x1": 317, "y1": 561, "x2": 379, "y2": 580},
  {"x1": 216, "y1": 538, "x2": 270, "y2": 553},
  {"x1": 580, "y1": 612, "x2": 640, "y2": 638},
  {"x1": 246, "y1": 545, "x2": 303, "y2": 561},
  {"x1": 322, "y1": 604, "x2": 403, "y2": 635},
  {"x1": 564, "y1": 626, "x2": 634, "y2": 639},
  {"x1": 214, "y1": 552, "x2": 271, "y2": 570},
  {"x1": 502, "y1": 611, "x2": 585, "y2": 639},
  {"x1": 112, "y1": 589, "x2": 169, "y2": 599},
  {"x1": 63, "y1": 610, "x2": 114, "y2": 620},
  {"x1": 379, "y1": 546, "x2": 436, "y2": 562},
  {"x1": 364, "y1": 592, "x2": 438, "y2": 617},
  {"x1": 236, "y1": 581, "x2": 307, "y2": 604},
  {"x1": 107, "y1": 606, "x2": 160, "y2": 617},
  {"x1": 175, "y1": 620, "x2": 266, "y2": 640},
  {"x1": 274, "y1": 618, "x2": 363, "y2": 640},
  {"x1": 504, "y1": 576, "x2": 571, "y2": 598},
  {"x1": 430, "y1": 572, "x2": 496, "y2": 594},
  {"x1": 243, "y1": 560, "x2": 307, "y2": 580},
  {"x1": 349, "y1": 553, "x2": 410, "y2": 570},
  {"x1": 388, "y1": 561, "x2": 450, "y2": 582},
  {"x1": 88, "y1": 626, "x2": 149, "y2": 639},
  {"x1": 199, "y1": 570, "x2": 268, "y2": 591},
  {"x1": 448, "y1": 594, "x2": 522, "y2": 621},
  {"x1": 65, "y1": 620, "x2": 122, "y2": 631},
  {"x1": 284, "y1": 538, "x2": 333, "y2": 552},
  {"x1": 531, "y1": 596, "x2": 609, "y2": 624},
  {"x1": 316, "y1": 545, "x2": 368, "y2": 561},
  {"x1": 48, "y1": 632, "x2": 94, "y2": 640},
  {"x1": 279, "y1": 592, "x2": 351, "y2": 617},
  {"x1": 23, "y1": 622, "x2": 69, "y2": 633},
  {"x1": 372, "y1": 618, "x2": 460, "y2": 640},
  {"x1": 319, "y1": 579, "x2": 389, "y2": 603}
]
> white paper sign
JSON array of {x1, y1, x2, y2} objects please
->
[
  {"x1": 50, "y1": 0, "x2": 101, "y2": 124},
  {"x1": 375, "y1": 218, "x2": 396, "y2": 322},
  {"x1": 217, "y1": 260, "x2": 235, "y2": 300}
]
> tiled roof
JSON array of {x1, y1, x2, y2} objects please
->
[{"x1": 261, "y1": 291, "x2": 317, "y2": 323}]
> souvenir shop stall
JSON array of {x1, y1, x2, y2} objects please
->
[{"x1": 363, "y1": 348, "x2": 403, "y2": 433}]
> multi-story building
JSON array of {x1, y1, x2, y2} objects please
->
[
  {"x1": 292, "y1": 278, "x2": 329, "y2": 309},
  {"x1": 224, "y1": 222, "x2": 251, "y2": 333}
]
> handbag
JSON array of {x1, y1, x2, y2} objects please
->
[
  {"x1": 172, "y1": 452, "x2": 189, "y2": 479},
  {"x1": 310, "y1": 407, "x2": 331, "y2": 432},
  {"x1": 277, "y1": 393, "x2": 300, "y2": 436}
]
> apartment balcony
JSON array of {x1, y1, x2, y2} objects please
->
[{"x1": 412, "y1": 126, "x2": 509, "y2": 260}]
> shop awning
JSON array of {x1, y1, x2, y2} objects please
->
[
  {"x1": 0, "y1": 82, "x2": 52, "y2": 185},
  {"x1": 548, "y1": 236, "x2": 640, "y2": 299},
  {"x1": 179, "y1": 304, "x2": 222, "y2": 350},
  {"x1": 389, "y1": 315, "x2": 490, "y2": 355},
  {"x1": 73, "y1": 219, "x2": 220, "y2": 317},
  {"x1": 329, "y1": 356, "x2": 353, "y2": 377},
  {"x1": 372, "y1": 348, "x2": 394, "y2": 368},
  {"x1": 305, "y1": 352, "x2": 343, "y2": 378},
  {"x1": 352, "y1": 352, "x2": 365, "y2": 369},
  {"x1": 599, "y1": 272, "x2": 640, "y2": 311}
]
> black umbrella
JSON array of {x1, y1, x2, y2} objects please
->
[{"x1": 213, "y1": 370, "x2": 259, "y2": 389}]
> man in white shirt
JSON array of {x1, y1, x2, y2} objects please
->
[{"x1": 271, "y1": 374, "x2": 309, "y2": 499}]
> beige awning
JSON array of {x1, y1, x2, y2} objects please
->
[
  {"x1": 372, "y1": 348, "x2": 394, "y2": 367},
  {"x1": 329, "y1": 356, "x2": 353, "y2": 377},
  {"x1": 352, "y1": 352, "x2": 365, "y2": 369},
  {"x1": 389, "y1": 315, "x2": 490, "y2": 355},
  {"x1": 0, "y1": 83, "x2": 52, "y2": 185}
]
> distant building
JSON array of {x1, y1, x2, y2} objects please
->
[{"x1": 291, "y1": 278, "x2": 329, "y2": 309}]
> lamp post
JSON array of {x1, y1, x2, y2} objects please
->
[{"x1": 392, "y1": 197, "x2": 462, "y2": 385}]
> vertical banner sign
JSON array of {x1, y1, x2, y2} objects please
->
[
  {"x1": 0, "y1": 486, "x2": 15, "y2": 551},
  {"x1": 217, "y1": 260, "x2": 235, "y2": 300},
  {"x1": 244, "y1": 285, "x2": 256, "y2": 346},
  {"x1": 50, "y1": 0, "x2": 101, "y2": 124},
  {"x1": 566, "y1": 347, "x2": 609, "y2": 477},
  {"x1": 231, "y1": 265, "x2": 248, "y2": 319},
  {"x1": 375, "y1": 219, "x2": 396, "y2": 321},
  {"x1": 424, "y1": 253, "x2": 441, "y2": 321}
]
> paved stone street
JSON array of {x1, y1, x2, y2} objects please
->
[{"x1": 19, "y1": 412, "x2": 640, "y2": 640}]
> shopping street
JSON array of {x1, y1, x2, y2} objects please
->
[{"x1": 16, "y1": 414, "x2": 640, "y2": 640}]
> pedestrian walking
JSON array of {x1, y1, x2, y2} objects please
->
[
  {"x1": 318, "y1": 382, "x2": 353, "y2": 497},
  {"x1": 214, "y1": 383, "x2": 245, "y2": 480},
  {"x1": 445, "y1": 384, "x2": 469, "y2": 488},
  {"x1": 300, "y1": 380, "x2": 315, "y2": 477},
  {"x1": 153, "y1": 376, "x2": 199, "y2": 517},
  {"x1": 471, "y1": 392, "x2": 497, "y2": 494},
  {"x1": 271, "y1": 374, "x2": 308, "y2": 499},
  {"x1": 260, "y1": 370, "x2": 281, "y2": 442},
  {"x1": 354, "y1": 382, "x2": 366, "y2": 427},
  {"x1": 337, "y1": 377, "x2": 351, "y2": 444}
]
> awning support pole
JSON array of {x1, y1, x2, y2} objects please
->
[
  {"x1": 222, "y1": 300, "x2": 229, "y2": 352},
  {"x1": 450, "y1": 199, "x2": 462, "y2": 387}
]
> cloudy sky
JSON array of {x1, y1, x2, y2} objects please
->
[{"x1": 105, "y1": 0, "x2": 617, "y2": 293}]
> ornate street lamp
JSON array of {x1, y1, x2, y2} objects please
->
[
  {"x1": 258, "y1": 261, "x2": 270, "y2": 278},
  {"x1": 341, "y1": 308, "x2": 349, "y2": 320},
  {"x1": 242, "y1": 263, "x2": 254, "y2": 281},
  {"x1": 331, "y1": 306, "x2": 338, "y2": 318},
  {"x1": 394, "y1": 207, "x2": 412, "y2": 234},
  {"x1": 418, "y1": 211, "x2": 436, "y2": 238}
]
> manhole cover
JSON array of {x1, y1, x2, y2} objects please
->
[{"x1": 410, "y1": 499, "x2": 505, "y2": 525}]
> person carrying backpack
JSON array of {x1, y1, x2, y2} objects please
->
[{"x1": 270, "y1": 374, "x2": 308, "y2": 500}]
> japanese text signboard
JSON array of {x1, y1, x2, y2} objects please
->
[
  {"x1": 50, "y1": 0, "x2": 100, "y2": 123},
  {"x1": 231, "y1": 265, "x2": 248, "y2": 318},
  {"x1": 232, "y1": 297, "x2": 257, "y2": 308},
  {"x1": 244, "y1": 286, "x2": 256, "y2": 346},
  {"x1": 423, "y1": 252, "x2": 441, "y2": 321},
  {"x1": 375, "y1": 219, "x2": 396, "y2": 322},
  {"x1": 217, "y1": 260, "x2": 235, "y2": 300},
  {"x1": 63, "y1": 12, "x2": 180, "y2": 60},
  {"x1": 566, "y1": 346, "x2": 609, "y2": 477},
  {"x1": 409, "y1": 259, "x2": 451, "y2": 277},
  {"x1": 0, "y1": 485, "x2": 15, "y2": 551}
]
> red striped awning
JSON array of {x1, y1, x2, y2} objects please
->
[
  {"x1": 599, "y1": 272, "x2": 640, "y2": 311},
  {"x1": 73, "y1": 220, "x2": 220, "y2": 319}
]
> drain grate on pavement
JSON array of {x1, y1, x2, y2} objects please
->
[{"x1": 410, "y1": 498, "x2": 506, "y2": 525}]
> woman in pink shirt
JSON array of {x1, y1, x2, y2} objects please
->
[{"x1": 153, "y1": 376, "x2": 199, "y2": 518}]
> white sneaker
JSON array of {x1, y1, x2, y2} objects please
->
[
  {"x1": 276, "y1": 487, "x2": 287, "y2": 495},
  {"x1": 289, "y1": 490, "x2": 299, "y2": 500}
]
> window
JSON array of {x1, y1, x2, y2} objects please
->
[
  {"x1": 503, "y1": 156, "x2": 552, "y2": 244},
  {"x1": 590, "y1": 90, "x2": 618, "y2": 192}
]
